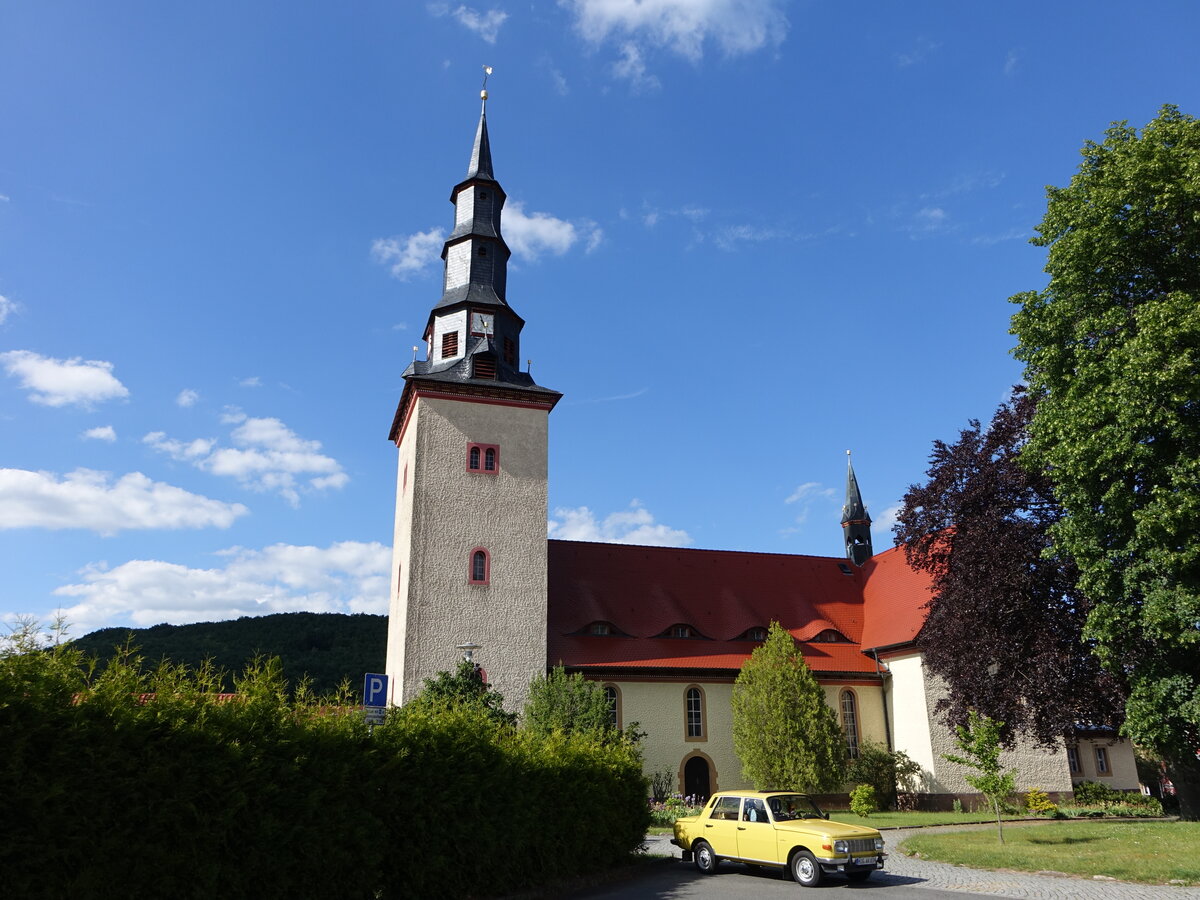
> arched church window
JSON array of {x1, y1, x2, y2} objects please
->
[
  {"x1": 484, "y1": 447, "x2": 496, "y2": 471},
  {"x1": 469, "y1": 446, "x2": 481, "y2": 470},
  {"x1": 841, "y1": 690, "x2": 860, "y2": 760},
  {"x1": 469, "y1": 548, "x2": 490, "y2": 585},
  {"x1": 604, "y1": 684, "x2": 621, "y2": 729},
  {"x1": 685, "y1": 686, "x2": 706, "y2": 740}
]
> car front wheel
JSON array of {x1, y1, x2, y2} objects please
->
[
  {"x1": 693, "y1": 840, "x2": 718, "y2": 875},
  {"x1": 790, "y1": 850, "x2": 822, "y2": 887}
]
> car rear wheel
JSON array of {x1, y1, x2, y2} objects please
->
[
  {"x1": 693, "y1": 840, "x2": 718, "y2": 875},
  {"x1": 790, "y1": 850, "x2": 822, "y2": 887}
]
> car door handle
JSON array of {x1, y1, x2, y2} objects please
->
[
  {"x1": 704, "y1": 823, "x2": 713, "y2": 828},
  {"x1": 737, "y1": 826, "x2": 746, "y2": 830}
]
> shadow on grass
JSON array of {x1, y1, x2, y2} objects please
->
[{"x1": 1026, "y1": 836, "x2": 1102, "y2": 846}]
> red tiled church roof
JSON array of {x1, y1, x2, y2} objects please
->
[
  {"x1": 546, "y1": 540, "x2": 927, "y2": 676},
  {"x1": 859, "y1": 543, "x2": 939, "y2": 652}
]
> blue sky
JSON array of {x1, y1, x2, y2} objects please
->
[{"x1": 1, "y1": 1, "x2": 1196, "y2": 637}]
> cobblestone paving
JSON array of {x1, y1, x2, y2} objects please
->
[{"x1": 645, "y1": 824, "x2": 1200, "y2": 898}]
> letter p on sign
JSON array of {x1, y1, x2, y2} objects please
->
[{"x1": 364, "y1": 673, "x2": 389, "y2": 708}]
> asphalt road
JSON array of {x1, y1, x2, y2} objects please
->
[{"x1": 563, "y1": 829, "x2": 1200, "y2": 900}]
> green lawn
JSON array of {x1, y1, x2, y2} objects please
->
[
  {"x1": 900, "y1": 820, "x2": 1200, "y2": 886},
  {"x1": 827, "y1": 810, "x2": 1027, "y2": 829}
]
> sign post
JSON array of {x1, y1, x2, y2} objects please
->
[{"x1": 364, "y1": 672, "x2": 389, "y2": 729}]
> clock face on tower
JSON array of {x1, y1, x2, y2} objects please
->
[{"x1": 471, "y1": 312, "x2": 494, "y2": 335}]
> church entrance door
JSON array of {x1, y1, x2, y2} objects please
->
[{"x1": 684, "y1": 756, "x2": 710, "y2": 800}]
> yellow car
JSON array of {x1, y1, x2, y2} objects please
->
[{"x1": 671, "y1": 790, "x2": 886, "y2": 886}]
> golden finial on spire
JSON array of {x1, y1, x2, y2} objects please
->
[{"x1": 481, "y1": 65, "x2": 493, "y2": 108}]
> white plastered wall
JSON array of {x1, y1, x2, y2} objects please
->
[{"x1": 386, "y1": 395, "x2": 549, "y2": 711}]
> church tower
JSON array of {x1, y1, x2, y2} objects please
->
[
  {"x1": 841, "y1": 451, "x2": 873, "y2": 566},
  {"x1": 385, "y1": 85, "x2": 561, "y2": 708}
]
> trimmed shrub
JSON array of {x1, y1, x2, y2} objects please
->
[{"x1": 850, "y1": 784, "x2": 879, "y2": 817}]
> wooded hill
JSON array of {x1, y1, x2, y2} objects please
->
[{"x1": 68, "y1": 612, "x2": 387, "y2": 697}]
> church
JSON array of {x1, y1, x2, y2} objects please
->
[{"x1": 383, "y1": 93, "x2": 1138, "y2": 807}]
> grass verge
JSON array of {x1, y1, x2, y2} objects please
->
[
  {"x1": 900, "y1": 820, "x2": 1200, "y2": 886},
  {"x1": 826, "y1": 810, "x2": 1027, "y2": 828}
]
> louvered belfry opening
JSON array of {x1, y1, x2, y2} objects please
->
[{"x1": 473, "y1": 355, "x2": 496, "y2": 380}]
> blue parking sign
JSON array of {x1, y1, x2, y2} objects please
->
[{"x1": 364, "y1": 673, "x2": 389, "y2": 708}]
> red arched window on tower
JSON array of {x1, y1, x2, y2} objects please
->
[
  {"x1": 466, "y1": 443, "x2": 500, "y2": 474},
  {"x1": 469, "y1": 548, "x2": 490, "y2": 585}
]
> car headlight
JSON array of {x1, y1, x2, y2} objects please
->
[
  {"x1": 874, "y1": 838, "x2": 884, "y2": 852},
  {"x1": 833, "y1": 840, "x2": 848, "y2": 854}
]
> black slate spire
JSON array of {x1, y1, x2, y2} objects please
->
[
  {"x1": 387, "y1": 79, "x2": 560, "y2": 442},
  {"x1": 466, "y1": 107, "x2": 495, "y2": 182},
  {"x1": 841, "y1": 451, "x2": 873, "y2": 567}
]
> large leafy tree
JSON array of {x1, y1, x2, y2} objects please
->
[
  {"x1": 522, "y1": 665, "x2": 615, "y2": 738},
  {"x1": 1010, "y1": 105, "x2": 1200, "y2": 818},
  {"x1": 731, "y1": 622, "x2": 845, "y2": 793},
  {"x1": 895, "y1": 388, "x2": 1123, "y2": 746}
]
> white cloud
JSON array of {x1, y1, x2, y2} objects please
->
[
  {"x1": 783, "y1": 481, "x2": 837, "y2": 527},
  {"x1": 1004, "y1": 49, "x2": 1019, "y2": 76},
  {"x1": 897, "y1": 36, "x2": 941, "y2": 67},
  {"x1": 428, "y1": 3, "x2": 509, "y2": 43},
  {"x1": 505, "y1": 202, "x2": 604, "y2": 260},
  {"x1": 548, "y1": 499, "x2": 690, "y2": 547},
  {"x1": 239, "y1": 376, "x2": 262, "y2": 388},
  {"x1": 373, "y1": 206, "x2": 600, "y2": 277},
  {"x1": 785, "y1": 482, "x2": 835, "y2": 505},
  {"x1": 0, "y1": 350, "x2": 129, "y2": 408},
  {"x1": 871, "y1": 504, "x2": 902, "y2": 546},
  {"x1": 454, "y1": 6, "x2": 508, "y2": 43},
  {"x1": 908, "y1": 206, "x2": 950, "y2": 237},
  {"x1": 176, "y1": 388, "x2": 199, "y2": 408},
  {"x1": 713, "y1": 224, "x2": 787, "y2": 251},
  {"x1": 0, "y1": 294, "x2": 14, "y2": 326},
  {"x1": 144, "y1": 415, "x2": 348, "y2": 507},
  {"x1": 613, "y1": 41, "x2": 661, "y2": 91},
  {"x1": 563, "y1": 0, "x2": 789, "y2": 62},
  {"x1": 371, "y1": 228, "x2": 445, "y2": 279},
  {"x1": 0, "y1": 468, "x2": 248, "y2": 535},
  {"x1": 52, "y1": 540, "x2": 390, "y2": 634},
  {"x1": 81, "y1": 425, "x2": 116, "y2": 442}
]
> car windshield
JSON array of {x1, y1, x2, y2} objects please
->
[{"x1": 766, "y1": 794, "x2": 825, "y2": 821}]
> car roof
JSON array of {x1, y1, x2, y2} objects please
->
[{"x1": 711, "y1": 790, "x2": 812, "y2": 798}]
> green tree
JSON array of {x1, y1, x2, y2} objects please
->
[
  {"x1": 1010, "y1": 105, "x2": 1200, "y2": 819},
  {"x1": 731, "y1": 622, "x2": 845, "y2": 793},
  {"x1": 523, "y1": 665, "x2": 614, "y2": 737},
  {"x1": 410, "y1": 658, "x2": 516, "y2": 726},
  {"x1": 943, "y1": 710, "x2": 1016, "y2": 843}
]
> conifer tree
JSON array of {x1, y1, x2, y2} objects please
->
[{"x1": 732, "y1": 622, "x2": 845, "y2": 793}]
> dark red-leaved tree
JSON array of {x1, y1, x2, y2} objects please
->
[{"x1": 894, "y1": 387, "x2": 1123, "y2": 747}]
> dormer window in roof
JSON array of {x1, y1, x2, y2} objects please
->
[
  {"x1": 810, "y1": 629, "x2": 849, "y2": 643},
  {"x1": 837, "y1": 562, "x2": 853, "y2": 575},
  {"x1": 589, "y1": 621, "x2": 614, "y2": 636},
  {"x1": 661, "y1": 623, "x2": 706, "y2": 640},
  {"x1": 739, "y1": 626, "x2": 768, "y2": 642}
]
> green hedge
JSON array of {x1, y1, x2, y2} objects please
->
[{"x1": 0, "y1": 641, "x2": 649, "y2": 899}]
